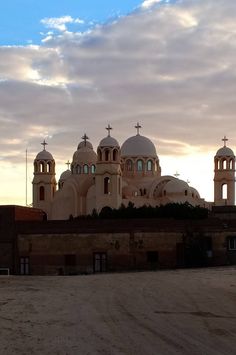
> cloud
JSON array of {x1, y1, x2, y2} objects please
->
[
  {"x1": 41, "y1": 15, "x2": 84, "y2": 32},
  {"x1": 141, "y1": 0, "x2": 163, "y2": 9},
  {"x1": 1, "y1": 0, "x2": 236, "y2": 203}
]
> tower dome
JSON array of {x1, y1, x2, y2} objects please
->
[
  {"x1": 216, "y1": 146, "x2": 234, "y2": 157},
  {"x1": 98, "y1": 124, "x2": 120, "y2": 148}
]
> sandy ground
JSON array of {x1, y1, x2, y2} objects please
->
[{"x1": 0, "y1": 267, "x2": 236, "y2": 355}]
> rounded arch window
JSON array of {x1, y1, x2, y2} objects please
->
[
  {"x1": 83, "y1": 164, "x2": 89, "y2": 174},
  {"x1": 39, "y1": 161, "x2": 44, "y2": 173},
  {"x1": 91, "y1": 165, "x2": 96, "y2": 174},
  {"x1": 126, "y1": 159, "x2": 133, "y2": 171},
  {"x1": 105, "y1": 149, "x2": 110, "y2": 161},
  {"x1": 34, "y1": 162, "x2": 38, "y2": 173},
  {"x1": 147, "y1": 160, "x2": 153, "y2": 171},
  {"x1": 104, "y1": 177, "x2": 110, "y2": 194},
  {"x1": 222, "y1": 159, "x2": 227, "y2": 170},
  {"x1": 77, "y1": 165, "x2": 81, "y2": 174},
  {"x1": 113, "y1": 149, "x2": 118, "y2": 161},
  {"x1": 137, "y1": 159, "x2": 143, "y2": 172},
  {"x1": 47, "y1": 162, "x2": 51, "y2": 173},
  {"x1": 98, "y1": 149, "x2": 102, "y2": 161},
  {"x1": 229, "y1": 159, "x2": 234, "y2": 170}
]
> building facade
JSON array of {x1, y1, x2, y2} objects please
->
[{"x1": 33, "y1": 124, "x2": 214, "y2": 220}]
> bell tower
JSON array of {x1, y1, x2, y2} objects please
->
[
  {"x1": 214, "y1": 136, "x2": 235, "y2": 206},
  {"x1": 32, "y1": 140, "x2": 57, "y2": 217},
  {"x1": 95, "y1": 125, "x2": 122, "y2": 212}
]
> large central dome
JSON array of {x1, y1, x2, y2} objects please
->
[{"x1": 121, "y1": 135, "x2": 157, "y2": 157}]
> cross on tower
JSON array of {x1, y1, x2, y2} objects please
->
[
  {"x1": 106, "y1": 124, "x2": 113, "y2": 137},
  {"x1": 174, "y1": 171, "x2": 180, "y2": 178},
  {"x1": 66, "y1": 160, "x2": 70, "y2": 170},
  {"x1": 41, "y1": 140, "x2": 48, "y2": 151},
  {"x1": 222, "y1": 136, "x2": 228, "y2": 147},
  {"x1": 82, "y1": 133, "x2": 89, "y2": 145},
  {"x1": 135, "y1": 122, "x2": 142, "y2": 135}
]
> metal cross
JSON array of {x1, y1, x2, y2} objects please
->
[
  {"x1": 174, "y1": 171, "x2": 180, "y2": 178},
  {"x1": 82, "y1": 133, "x2": 89, "y2": 145},
  {"x1": 41, "y1": 140, "x2": 48, "y2": 150},
  {"x1": 106, "y1": 124, "x2": 113, "y2": 137},
  {"x1": 66, "y1": 160, "x2": 70, "y2": 170},
  {"x1": 222, "y1": 136, "x2": 228, "y2": 147},
  {"x1": 135, "y1": 122, "x2": 142, "y2": 135}
]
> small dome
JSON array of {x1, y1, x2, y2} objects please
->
[
  {"x1": 121, "y1": 135, "x2": 157, "y2": 157},
  {"x1": 72, "y1": 141, "x2": 97, "y2": 164},
  {"x1": 165, "y1": 178, "x2": 189, "y2": 194},
  {"x1": 99, "y1": 136, "x2": 119, "y2": 148},
  {"x1": 216, "y1": 146, "x2": 234, "y2": 157},
  {"x1": 59, "y1": 169, "x2": 71, "y2": 181},
  {"x1": 36, "y1": 150, "x2": 54, "y2": 160},
  {"x1": 77, "y1": 141, "x2": 93, "y2": 150}
]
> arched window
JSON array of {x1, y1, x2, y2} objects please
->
[
  {"x1": 126, "y1": 160, "x2": 133, "y2": 171},
  {"x1": 83, "y1": 164, "x2": 89, "y2": 174},
  {"x1": 39, "y1": 186, "x2": 45, "y2": 201},
  {"x1": 229, "y1": 159, "x2": 234, "y2": 170},
  {"x1": 222, "y1": 183, "x2": 227, "y2": 199},
  {"x1": 47, "y1": 162, "x2": 51, "y2": 173},
  {"x1": 222, "y1": 159, "x2": 227, "y2": 170},
  {"x1": 185, "y1": 190, "x2": 188, "y2": 196},
  {"x1": 104, "y1": 177, "x2": 110, "y2": 194},
  {"x1": 34, "y1": 162, "x2": 38, "y2": 173},
  {"x1": 98, "y1": 149, "x2": 102, "y2": 161},
  {"x1": 39, "y1": 162, "x2": 44, "y2": 173},
  {"x1": 215, "y1": 159, "x2": 219, "y2": 170},
  {"x1": 91, "y1": 165, "x2": 96, "y2": 174},
  {"x1": 147, "y1": 160, "x2": 153, "y2": 171},
  {"x1": 113, "y1": 149, "x2": 118, "y2": 161},
  {"x1": 105, "y1": 149, "x2": 109, "y2": 161},
  {"x1": 137, "y1": 160, "x2": 143, "y2": 171},
  {"x1": 77, "y1": 165, "x2": 81, "y2": 174}
]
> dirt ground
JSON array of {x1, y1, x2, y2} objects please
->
[{"x1": 0, "y1": 267, "x2": 236, "y2": 355}]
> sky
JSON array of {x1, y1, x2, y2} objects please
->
[{"x1": 0, "y1": 0, "x2": 235, "y2": 205}]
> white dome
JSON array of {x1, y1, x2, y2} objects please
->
[
  {"x1": 36, "y1": 150, "x2": 54, "y2": 160},
  {"x1": 59, "y1": 169, "x2": 71, "y2": 181},
  {"x1": 121, "y1": 135, "x2": 157, "y2": 157},
  {"x1": 216, "y1": 146, "x2": 234, "y2": 157},
  {"x1": 165, "y1": 179, "x2": 189, "y2": 194},
  {"x1": 99, "y1": 136, "x2": 119, "y2": 147}
]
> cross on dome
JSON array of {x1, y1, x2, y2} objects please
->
[
  {"x1": 222, "y1": 136, "x2": 228, "y2": 147},
  {"x1": 82, "y1": 133, "x2": 89, "y2": 145},
  {"x1": 135, "y1": 122, "x2": 142, "y2": 135},
  {"x1": 41, "y1": 140, "x2": 48, "y2": 151},
  {"x1": 174, "y1": 171, "x2": 180, "y2": 178},
  {"x1": 66, "y1": 160, "x2": 70, "y2": 170},
  {"x1": 106, "y1": 124, "x2": 113, "y2": 137}
]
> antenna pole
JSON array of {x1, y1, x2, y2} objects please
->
[{"x1": 26, "y1": 148, "x2": 28, "y2": 206}]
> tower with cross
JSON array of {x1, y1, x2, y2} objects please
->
[
  {"x1": 32, "y1": 141, "x2": 57, "y2": 217},
  {"x1": 214, "y1": 136, "x2": 235, "y2": 206},
  {"x1": 95, "y1": 125, "x2": 122, "y2": 212}
]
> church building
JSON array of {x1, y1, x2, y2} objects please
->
[{"x1": 32, "y1": 125, "x2": 235, "y2": 219}]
